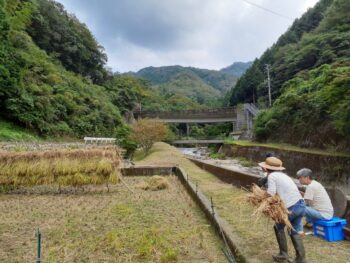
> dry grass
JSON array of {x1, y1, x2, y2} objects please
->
[
  {"x1": 0, "y1": 147, "x2": 121, "y2": 190},
  {"x1": 137, "y1": 175, "x2": 170, "y2": 191},
  {"x1": 0, "y1": 176, "x2": 225, "y2": 263},
  {"x1": 138, "y1": 142, "x2": 350, "y2": 263}
]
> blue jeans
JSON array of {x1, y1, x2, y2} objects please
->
[
  {"x1": 276, "y1": 199, "x2": 306, "y2": 235},
  {"x1": 305, "y1": 206, "x2": 327, "y2": 223}
]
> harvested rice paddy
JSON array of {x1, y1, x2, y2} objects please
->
[{"x1": 0, "y1": 176, "x2": 226, "y2": 263}]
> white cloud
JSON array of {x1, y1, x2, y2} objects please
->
[{"x1": 56, "y1": 0, "x2": 319, "y2": 72}]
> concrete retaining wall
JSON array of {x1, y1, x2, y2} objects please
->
[
  {"x1": 219, "y1": 144, "x2": 350, "y2": 185},
  {"x1": 189, "y1": 158, "x2": 261, "y2": 188},
  {"x1": 174, "y1": 166, "x2": 251, "y2": 263}
]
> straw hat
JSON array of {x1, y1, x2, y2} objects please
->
[{"x1": 258, "y1": 157, "x2": 285, "y2": 171}]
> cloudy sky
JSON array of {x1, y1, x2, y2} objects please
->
[{"x1": 56, "y1": 0, "x2": 318, "y2": 72}]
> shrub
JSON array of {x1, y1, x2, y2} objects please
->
[{"x1": 130, "y1": 119, "x2": 170, "y2": 154}]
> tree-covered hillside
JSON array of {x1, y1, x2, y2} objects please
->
[
  {"x1": 27, "y1": 0, "x2": 108, "y2": 84},
  {"x1": 229, "y1": 0, "x2": 350, "y2": 149},
  {"x1": 154, "y1": 71, "x2": 221, "y2": 107},
  {"x1": 135, "y1": 65, "x2": 238, "y2": 107},
  {"x1": 0, "y1": 0, "x2": 154, "y2": 138},
  {"x1": 220, "y1": 62, "x2": 253, "y2": 77}
]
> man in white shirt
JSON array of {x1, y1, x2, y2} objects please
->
[
  {"x1": 259, "y1": 157, "x2": 307, "y2": 263},
  {"x1": 297, "y1": 168, "x2": 334, "y2": 227}
]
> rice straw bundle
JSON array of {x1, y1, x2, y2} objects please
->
[
  {"x1": 0, "y1": 147, "x2": 121, "y2": 189},
  {"x1": 246, "y1": 184, "x2": 293, "y2": 230},
  {"x1": 136, "y1": 176, "x2": 169, "y2": 191}
]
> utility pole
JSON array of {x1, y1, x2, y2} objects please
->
[{"x1": 265, "y1": 64, "x2": 272, "y2": 107}]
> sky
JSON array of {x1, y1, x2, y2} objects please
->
[{"x1": 55, "y1": 0, "x2": 319, "y2": 73}]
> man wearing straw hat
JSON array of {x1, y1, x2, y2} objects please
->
[{"x1": 259, "y1": 157, "x2": 307, "y2": 263}]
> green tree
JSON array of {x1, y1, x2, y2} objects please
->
[{"x1": 27, "y1": 0, "x2": 108, "y2": 84}]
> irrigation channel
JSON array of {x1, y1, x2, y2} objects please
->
[{"x1": 178, "y1": 147, "x2": 350, "y2": 194}]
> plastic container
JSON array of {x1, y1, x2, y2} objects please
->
[{"x1": 312, "y1": 217, "x2": 347, "y2": 242}]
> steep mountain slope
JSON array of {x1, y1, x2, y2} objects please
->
[
  {"x1": 220, "y1": 61, "x2": 253, "y2": 77},
  {"x1": 229, "y1": 0, "x2": 335, "y2": 106},
  {"x1": 229, "y1": 0, "x2": 350, "y2": 149},
  {"x1": 0, "y1": 0, "x2": 154, "y2": 137}
]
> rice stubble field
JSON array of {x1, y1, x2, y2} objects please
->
[{"x1": 0, "y1": 175, "x2": 226, "y2": 263}]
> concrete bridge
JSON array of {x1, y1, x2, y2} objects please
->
[
  {"x1": 171, "y1": 139, "x2": 225, "y2": 145},
  {"x1": 134, "y1": 103, "x2": 259, "y2": 138},
  {"x1": 134, "y1": 107, "x2": 237, "y2": 123}
]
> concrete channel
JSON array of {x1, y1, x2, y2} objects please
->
[{"x1": 121, "y1": 165, "x2": 251, "y2": 263}]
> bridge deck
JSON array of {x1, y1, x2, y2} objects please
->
[
  {"x1": 171, "y1": 139, "x2": 224, "y2": 144},
  {"x1": 159, "y1": 118, "x2": 236, "y2": 123},
  {"x1": 134, "y1": 107, "x2": 237, "y2": 121}
]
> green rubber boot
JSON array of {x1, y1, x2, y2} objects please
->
[
  {"x1": 272, "y1": 226, "x2": 292, "y2": 262},
  {"x1": 290, "y1": 234, "x2": 307, "y2": 263}
]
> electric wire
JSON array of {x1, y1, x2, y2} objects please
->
[{"x1": 240, "y1": 0, "x2": 293, "y2": 20}]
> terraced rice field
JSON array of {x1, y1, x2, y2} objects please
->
[{"x1": 0, "y1": 176, "x2": 225, "y2": 263}]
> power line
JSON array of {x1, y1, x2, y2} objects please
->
[
  {"x1": 241, "y1": 0, "x2": 293, "y2": 21},
  {"x1": 265, "y1": 64, "x2": 272, "y2": 107}
]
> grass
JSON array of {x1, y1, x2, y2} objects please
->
[
  {"x1": 0, "y1": 120, "x2": 38, "y2": 142},
  {"x1": 226, "y1": 140, "x2": 350, "y2": 158},
  {"x1": 208, "y1": 152, "x2": 226, "y2": 159},
  {"x1": 235, "y1": 157, "x2": 255, "y2": 167},
  {"x1": 137, "y1": 142, "x2": 350, "y2": 263},
  {"x1": 0, "y1": 176, "x2": 226, "y2": 262}
]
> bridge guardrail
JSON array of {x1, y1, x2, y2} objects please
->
[{"x1": 134, "y1": 107, "x2": 237, "y2": 119}]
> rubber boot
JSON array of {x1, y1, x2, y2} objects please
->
[
  {"x1": 290, "y1": 234, "x2": 307, "y2": 263},
  {"x1": 272, "y1": 225, "x2": 292, "y2": 262}
]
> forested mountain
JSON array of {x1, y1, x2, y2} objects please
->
[
  {"x1": 220, "y1": 62, "x2": 253, "y2": 77},
  {"x1": 0, "y1": 0, "x2": 240, "y2": 138},
  {"x1": 228, "y1": 0, "x2": 350, "y2": 149},
  {"x1": 134, "y1": 65, "x2": 239, "y2": 108},
  {"x1": 27, "y1": 0, "x2": 108, "y2": 84},
  {"x1": 0, "y1": 0, "x2": 155, "y2": 137}
]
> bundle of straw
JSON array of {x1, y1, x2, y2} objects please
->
[
  {"x1": 0, "y1": 147, "x2": 122, "y2": 188},
  {"x1": 246, "y1": 184, "x2": 293, "y2": 230},
  {"x1": 136, "y1": 176, "x2": 169, "y2": 191}
]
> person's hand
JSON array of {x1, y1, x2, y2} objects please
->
[
  {"x1": 299, "y1": 190, "x2": 305, "y2": 197},
  {"x1": 263, "y1": 191, "x2": 271, "y2": 198}
]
